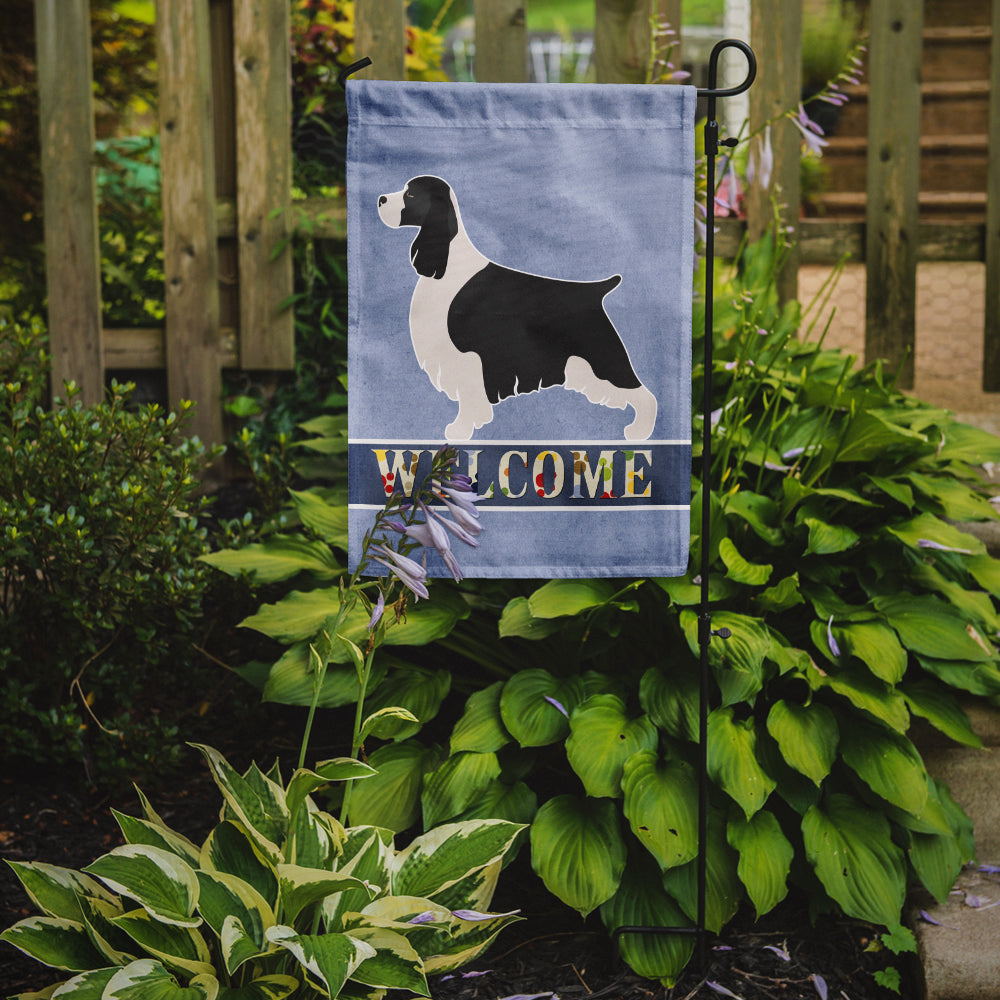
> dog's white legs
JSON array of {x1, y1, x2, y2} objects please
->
[
  {"x1": 439, "y1": 355, "x2": 494, "y2": 440},
  {"x1": 622, "y1": 385, "x2": 658, "y2": 441},
  {"x1": 564, "y1": 356, "x2": 657, "y2": 441}
]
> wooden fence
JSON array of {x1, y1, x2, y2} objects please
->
[{"x1": 33, "y1": 0, "x2": 1000, "y2": 445}]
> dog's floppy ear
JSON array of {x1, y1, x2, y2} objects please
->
[{"x1": 409, "y1": 181, "x2": 458, "y2": 279}]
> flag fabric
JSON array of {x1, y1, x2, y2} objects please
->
[{"x1": 346, "y1": 79, "x2": 696, "y2": 578}]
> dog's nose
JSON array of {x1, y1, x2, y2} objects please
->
[{"x1": 378, "y1": 195, "x2": 387, "y2": 206}]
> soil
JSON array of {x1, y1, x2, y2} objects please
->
[{"x1": 0, "y1": 737, "x2": 913, "y2": 1000}]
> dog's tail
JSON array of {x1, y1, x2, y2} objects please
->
[{"x1": 596, "y1": 274, "x2": 622, "y2": 297}]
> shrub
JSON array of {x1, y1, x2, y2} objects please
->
[
  {"x1": 1, "y1": 743, "x2": 524, "y2": 997},
  {"x1": 212, "y1": 234, "x2": 1000, "y2": 984},
  {"x1": 0, "y1": 317, "x2": 219, "y2": 783}
]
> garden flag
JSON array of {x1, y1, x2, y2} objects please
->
[{"x1": 346, "y1": 79, "x2": 696, "y2": 578}]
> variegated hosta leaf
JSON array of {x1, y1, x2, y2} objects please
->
[
  {"x1": 46, "y1": 966, "x2": 118, "y2": 997},
  {"x1": 0, "y1": 916, "x2": 107, "y2": 971},
  {"x1": 838, "y1": 718, "x2": 929, "y2": 817},
  {"x1": 599, "y1": 853, "x2": 694, "y2": 987},
  {"x1": 499, "y1": 669, "x2": 585, "y2": 747},
  {"x1": 621, "y1": 751, "x2": 699, "y2": 871},
  {"x1": 529, "y1": 795, "x2": 626, "y2": 917},
  {"x1": 802, "y1": 793, "x2": 906, "y2": 926},
  {"x1": 214, "y1": 974, "x2": 299, "y2": 1000},
  {"x1": 112, "y1": 811, "x2": 202, "y2": 868},
  {"x1": 421, "y1": 752, "x2": 501, "y2": 829},
  {"x1": 288, "y1": 802, "x2": 343, "y2": 870},
  {"x1": 5, "y1": 862, "x2": 118, "y2": 922},
  {"x1": 77, "y1": 894, "x2": 136, "y2": 966},
  {"x1": 195, "y1": 871, "x2": 274, "y2": 973},
  {"x1": 421, "y1": 907, "x2": 522, "y2": 975},
  {"x1": 323, "y1": 829, "x2": 393, "y2": 931},
  {"x1": 345, "y1": 926, "x2": 429, "y2": 995},
  {"x1": 83, "y1": 846, "x2": 200, "y2": 928},
  {"x1": 765, "y1": 700, "x2": 838, "y2": 786},
  {"x1": 285, "y1": 760, "x2": 376, "y2": 824},
  {"x1": 706, "y1": 707, "x2": 776, "y2": 818},
  {"x1": 110, "y1": 908, "x2": 214, "y2": 978},
  {"x1": 391, "y1": 820, "x2": 524, "y2": 901},
  {"x1": 219, "y1": 915, "x2": 270, "y2": 980},
  {"x1": 347, "y1": 740, "x2": 443, "y2": 833},
  {"x1": 727, "y1": 810, "x2": 793, "y2": 918},
  {"x1": 424, "y1": 859, "x2": 501, "y2": 916},
  {"x1": 661, "y1": 810, "x2": 742, "y2": 934},
  {"x1": 190, "y1": 745, "x2": 287, "y2": 863},
  {"x1": 450, "y1": 681, "x2": 511, "y2": 754},
  {"x1": 566, "y1": 695, "x2": 658, "y2": 799},
  {"x1": 200, "y1": 822, "x2": 278, "y2": 910},
  {"x1": 276, "y1": 864, "x2": 375, "y2": 925},
  {"x1": 265, "y1": 925, "x2": 376, "y2": 998},
  {"x1": 102, "y1": 958, "x2": 218, "y2": 999},
  {"x1": 452, "y1": 779, "x2": 538, "y2": 829}
]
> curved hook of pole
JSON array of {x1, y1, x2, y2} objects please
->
[
  {"x1": 337, "y1": 56, "x2": 373, "y2": 90},
  {"x1": 696, "y1": 39, "x2": 756, "y2": 98}
]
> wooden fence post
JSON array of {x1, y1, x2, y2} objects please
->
[
  {"x1": 594, "y1": 0, "x2": 653, "y2": 84},
  {"x1": 157, "y1": 0, "x2": 223, "y2": 445},
  {"x1": 34, "y1": 0, "x2": 104, "y2": 405},
  {"x1": 354, "y1": 0, "x2": 407, "y2": 80},
  {"x1": 746, "y1": 0, "x2": 801, "y2": 305},
  {"x1": 474, "y1": 0, "x2": 527, "y2": 83},
  {"x1": 233, "y1": 0, "x2": 294, "y2": 370},
  {"x1": 983, "y1": 0, "x2": 1000, "y2": 390},
  {"x1": 865, "y1": 0, "x2": 923, "y2": 389}
]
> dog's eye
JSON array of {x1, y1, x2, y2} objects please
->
[{"x1": 405, "y1": 192, "x2": 414, "y2": 198}]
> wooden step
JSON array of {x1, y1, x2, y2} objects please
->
[
  {"x1": 922, "y1": 25, "x2": 992, "y2": 83},
  {"x1": 813, "y1": 190, "x2": 987, "y2": 222},
  {"x1": 822, "y1": 134, "x2": 989, "y2": 193}
]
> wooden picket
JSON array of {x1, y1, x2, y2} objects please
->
[{"x1": 30, "y1": 0, "x2": 1000, "y2": 448}]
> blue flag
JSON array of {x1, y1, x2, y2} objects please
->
[{"x1": 347, "y1": 80, "x2": 695, "y2": 578}]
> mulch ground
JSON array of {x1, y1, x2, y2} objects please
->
[{"x1": 1, "y1": 737, "x2": 913, "y2": 1000}]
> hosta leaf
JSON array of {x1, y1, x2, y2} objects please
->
[
  {"x1": 285, "y1": 760, "x2": 376, "y2": 823},
  {"x1": 765, "y1": 700, "x2": 838, "y2": 786},
  {"x1": 727, "y1": 811, "x2": 793, "y2": 917},
  {"x1": 599, "y1": 853, "x2": 694, "y2": 987},
  {"x1": 360, "y1": 706, "x2": 421, "y2": 742},
  {"x1": 803, "y1": 517, "x2": 859, "y2": 556},
  {"x1": 450, "y1": 682, "x2": 511, "y2": 754},
  {"x1": 265, "y1": 926, "x2": 375, "y2": 998},
  {"x1": 707, "y1": 708, "x2": 776, "y2": 818},
  {"x1": 103, "y1": 959, "x2": 218, "y2": 1000},
  {"x1": 809, "y1": 661, "x2": 910, "y2": 732},
  {"x1": 453, "y1": 779, "x2": 538, "y2": 827},
  {"x1": 200, "y1": 822, "x2": 278, "y2": 910},
  {"x1": 421, "y1": 751, "x2": 502, "y2": 828},
  {"x1": 76, "y1": 895, "x2": 135, "y2": 966},
  {"x1": 802, "y1": 793, "x2": 906, "y2": 926},
  {"x1": 910, "y1": 562, "x2": 1000, "y2": 632},
  {"x1": 660, "y1": 810, "x2": 741, "y2": 933},
  {"x1": 621, "y1": 751, "x2": 698, "y2": 870},
  {"x1": 393, "y1": 820, "x2": 524, "y2": 900},
  {"x1": 527, "y1": 579, "x2": 616, "y2": 618},
  {"x1": 190, "y1": 746, "x2": 287, "y2": 862},
  {"x1": 838, "y1": 718, "x2": 929, "y2": 816},
  {"x1": 347, "y1": 740, "x2": 442, "y2": 832},
  {"x1": 886, "y1": 512, "x2": 985, "y2": 556},
  {"x1": 655, "y1": 572, "x2": 737, "y2": 606},
  {"x1": 874, "y1": 594, "x2": 995, "y2": 662},
  {"x1": 423, "y1": 907, "x2": 522, "y2": 974},
  {"x1": 362, "y1": 667, "x2": 451, "y2": 740},
  {"x1": 724, "y1": 490, "x2": 784, "y2": 545},
  {"x1": 834, "y1": 621, "x2": 907, "y2": 684},
  {"x1": 288, "y1": 488, "x2": 349, "y2": 547},
  {"x1": 83, "y1": 846, "x2": 200, "y2": 928},
  {"x1": 260, "y1": 643, "x2": 388, "y2": 709},
  {"x1": 346, "y1": 926, "x2": 428, "y2": 994},
  {"x1": 499, "y1": 670, "x2": 584, "y2": 747},
  {"x1": 639, "y1": 664, "x2": 699, "y2": 742},
  {"x1": 916, "y1": 655, "x2": 1000, "y2": 697},
  {"x1": 112, "y1": 812, "x2": 201, "y2": 868},
  {"x1": 497, "y1": 596, "x2": 563, "y2": 639},
  {"x1": 566, "y1": 695, "x2": 658, "y2": 798},
  {"x1": 755, "y1": 573, "x2": 804, "y2": 614},
  {"x1": 46, "y1": 967, "x2": 117, "y2": 998},
  {"x1": 111, "y1": 909, "x2": 214, "y2": 978},
  {"x1": 530, "y1": 795, "x2": 626, "y2": 917},
  {"x1": 835, "y1": 410, "x2": 927, "y2": 463},
  {"x1": 0, "y1": 917, "x2": 106, "y2": 971},
  {"x1": 966, "y1": 553, "x2": 1000, "y2": 597},
  {"x1": 680, "y1": 610, "x2": 770, "y2": 706},
  {"x1": 322, "y1": 829, "x2": 393, "y2": 931},
  {"x1": 909, "y1": 830, "x2": 965, "y2": 905},
  {"x1": 5, "y1": 862, "x2": 117, "y2": 923},
  {"x1": 901, "y1": 680, "x2": 982, "y2": 748},
  {"x1": 935, "y1": 421, "x2": 1000, "y2": 464},
  {"x1": 195, "y1": 871, "x2": 273, "y2": 973},
  {"x1": 906, "y1": 472, "x2": 998, "y2": 521},
  {"x1": 277, "y1": 865, "x2": 374, "y2": 925},
  {"x1": 216, "y1": 975, "x2": 299, "y2": 1000},
  {"x1": 718, "y1": 537, "x2": 772, "y2": 586},
  {"x1": 200, "y1": 535, "x2": 341, "y2": 584}
]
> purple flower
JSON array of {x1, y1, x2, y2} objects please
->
[
  {"x1": 407, "y1": 911, "x2": 438, "y2": 925},
  {"x1": 791, "y1": 104, "x2": 829, "y2": 156},
  {"x1": 747, "y1": 125, "x2": 773, "y2": 190},
  {"x1": 706, "y1": 983, "x2": 742, "y2": 999},
  {"x1": 917, "y1": 538, "x2": 973, "y2": 554},
  {"x1": 367, "y1": 591, "x2": 385, "y2": 631},
  {"x1": 763, "y1": 944, "x2": 790, "y2": 961},
  {"x1": 451, "y1": 908, "x2": 520, "y2": 921},
  {"x1": 371, "y1": 544, "x2": 429, "y2": 600},
  {"x1": 827, "y1": 615, "x2": 841, "y2": 658},
  {"x1": 812, "y1": 974, "x2": 828, "y2": 1000},
  {"x1": 544, "y1": 695, "x2": 569, "y2": 718},
  {"x1": 429, "y1": 503, "x2": 480, "y2": 547}
]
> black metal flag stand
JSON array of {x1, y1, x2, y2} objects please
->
[{"x1": 340, "y1": 37, "x2": 758, "y2": 974}]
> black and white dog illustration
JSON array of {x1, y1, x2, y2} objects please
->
[{"x1": 377, "y1": 175, "x2": 658, "y2": 441}]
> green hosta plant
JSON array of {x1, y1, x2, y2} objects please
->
[{"x1": 1, "y1": 743, "x2": 523, "y2": 999}]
